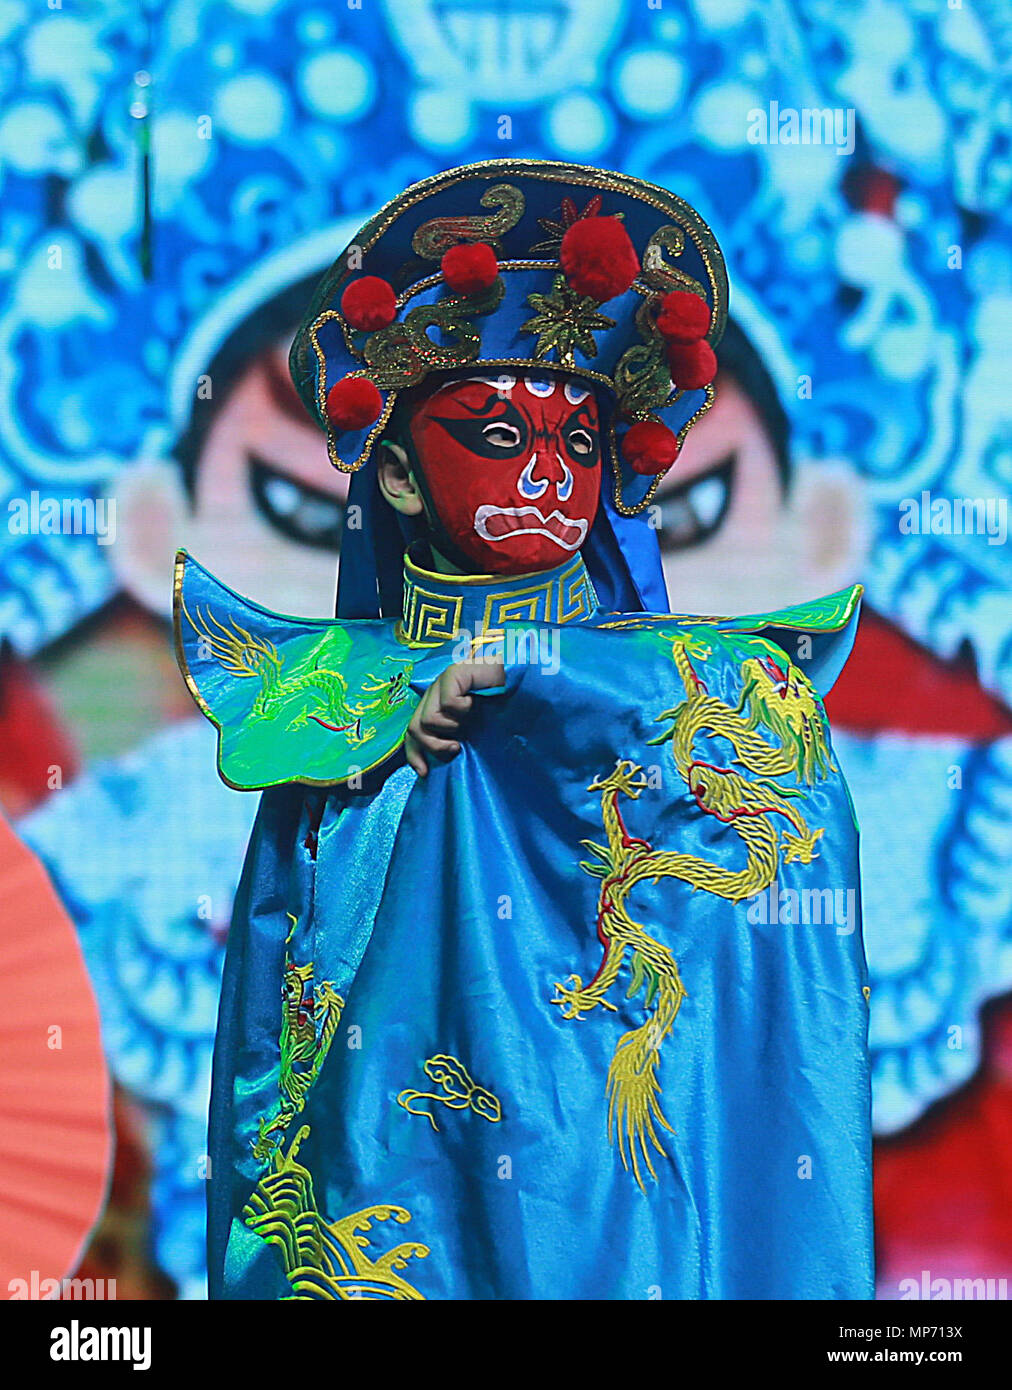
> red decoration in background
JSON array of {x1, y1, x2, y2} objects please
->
[
  {"x1": 656, "y1": 290, "x2": 711, "y2": 343},
  {"x1": 666, "y1": 338, "x2": 717, "y2": 390},
  {"x1": 824, "y1": 606, "x2": 1012, "y2": 1293},
  {"x1": 325, "y1": 377, "x2": 383, "y2": 432},
  {"x1": 340, "y1": 276, "x2": 398, "y2": 331},
  {"x1": 560, "y1": 216, "x2": 639, "y2": 301},
  {"x1": 621, "y1": 420, "x2": 679, "y2": 475},
  {"x1": 843, "y1": 165, "x2": 902, "y2": 219},
  {"x1": 826, "y1": 609, "x2": 1012, "y2": 739},
  {"x1": 74, "y1": 1086, "x2": 178, "y2": 1299},
  {"x1": 441, "y1": 242, "x2": 499, "y2": 296},
  {"x1": 0, "y1": 653, "x2": 79, "y2": 817},
  {"x1": 873, "y1": 1002, "x2": 1012, "y2": 1292}
]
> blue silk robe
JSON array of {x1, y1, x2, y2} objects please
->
[{"x1": 176, "y1": 547, "x2": 874, "y2": 1300}]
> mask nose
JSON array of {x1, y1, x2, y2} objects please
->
[{"x1": 517, "y1": 450, "x2": 573, "y2": 501}]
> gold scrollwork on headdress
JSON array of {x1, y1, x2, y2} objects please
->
[
  {"x1": 613, "y1": 297, "x2": 675, "y2": 421},
  {"x1": 612, "y1": 224, "x2": 713, "y2": 424},
  {"x1": 410, "y1": 183, "x2": 526, "y2": 260},
  {"x1": 361, "y1": 279, "x2": 505, "y2": 390},
  {"x1": 641, "y1": 224, "x2": 711, "y2": 306},
  {"x1": 608, "y1": 382, "x2": 716, "y2": 518}
]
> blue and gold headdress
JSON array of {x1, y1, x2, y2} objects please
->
[
  {"x1": 289, "y1": 159, "x2": 729, "y2": 616},
  {"x1": 291, "y1": 158, "x2": 728, "y2": 511}
]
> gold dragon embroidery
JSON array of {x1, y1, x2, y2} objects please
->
[
  {"x1": 553, "y1": 632, "x2": 833, "y2": 1189},
  {"x1": 397, "y1": 1054, "x2": 502, "y2": 1131},
  {"x1": 244, "y1": 924, "x2": 431, "y2": 1298},
  {"x1": 184, "y1": 601, "x2": 413, "y2": 746},
  {"x1": 252, "y1": 954, "x2": 344, "y2": 1162},
  {"x1": 243, "y1": 1125, "x2": 429, "y2": 1300}
]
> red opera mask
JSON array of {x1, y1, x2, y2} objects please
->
[{"x1": 406, "y1": 373, "x2": 601, "y2": 574}]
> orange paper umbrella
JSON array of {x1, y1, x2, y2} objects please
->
[{"x1": 0, "y1": 813, "x2": 112, "y2": 1297}]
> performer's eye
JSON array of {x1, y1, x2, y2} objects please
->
[
  {"x1": 565, "y1": 424, "x2": 600, "y2": 466},
  {"x1": 483, "y1": 421, "x2": 522, "y2": 450}
]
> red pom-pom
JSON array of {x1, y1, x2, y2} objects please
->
[
  {"x1": 340, "y1": 276, "x2": 397, "y2": 331},
  {"x1": 441, "y1": 242, "x2": 499, "y2": 296},
  {"x1": 560, "y1": 216, "x2": 639, "y2": 301},
  {"x1": 621, "y1": 421, "x2": 680, "y2": 476},
  {"x1": 656, "y1": 290, "x2": 711, "y2": 343},
  {"x1": 666, "y1": 339, "x2": 717, "y2": 390},
  {"x1": 325, "y1": 377, "x2": 383, "y2": 431}
]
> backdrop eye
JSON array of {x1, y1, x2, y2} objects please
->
[{"x1": 483, "y1": 421, "x2": 522, "y2": 449}]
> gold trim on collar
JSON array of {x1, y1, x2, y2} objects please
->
[{"x1": 400, "y1": 552, "x2": 597, "y2": 647}]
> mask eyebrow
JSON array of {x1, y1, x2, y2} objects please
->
[
  {"x1": 436, "y1": 387, "x2": 509, "y2": 417},
  {"x1": 425, "y1": 398, "x2": 529, "y2": 456},
  {"x1": 429, "y1": 398, "x2": 523, "y2": 430}
]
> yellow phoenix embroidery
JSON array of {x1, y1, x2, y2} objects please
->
[
  {"x1": 553, "y1": 633, "x2": 832, "y2": 1190},
  {"x1": 243, "y1": 1126, "x2": 429, "y2": 1300},
  {"x1": 397, "y1": 1054, "x2": 502, "y2": 1131}
]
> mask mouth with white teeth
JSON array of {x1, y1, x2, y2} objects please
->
[
  {"x1": 474, "y1": 504, "x2": 589, "y2": 551},
  {"x1": 657, "y1": 454, "x2": 735, "y2": 552},
  {"x1": 248, "y1": 454, "x2": 345, "y2": 552}
]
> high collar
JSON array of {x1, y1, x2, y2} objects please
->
[{"x1": 400, "y1": 545, "x2": 598, "y2": 646}]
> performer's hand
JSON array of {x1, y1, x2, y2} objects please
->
[{"x1": 405, "y1": 660, "x2": 505, "y2": 777}]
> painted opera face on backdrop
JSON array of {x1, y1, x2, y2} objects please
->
[{"x1": 406, "y1": 373, "x2": 602, "y2": 575}]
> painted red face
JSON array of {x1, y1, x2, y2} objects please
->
[{"x1": 407, "y1": 373, "x2": 601, "y2": 574}]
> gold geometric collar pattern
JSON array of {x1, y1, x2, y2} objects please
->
[{"x1": 400, "y1": 549, "x2": 597, "y2": 647}]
